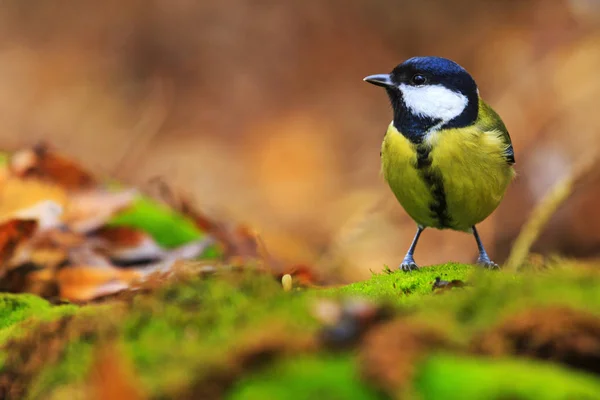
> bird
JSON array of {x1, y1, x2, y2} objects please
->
[{"x1": 363, "y1": 56, "x2": 515, "y2": 271}]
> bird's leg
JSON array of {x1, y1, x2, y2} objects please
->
[
  {"x1": 472, "y1": 225, "x2": 498, "y2": 269},
  {"x1": 400, "y1": 226, "x2": 424, "y2": 272}
]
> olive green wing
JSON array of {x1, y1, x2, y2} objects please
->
[{"x1": 478, "y1": 100, "x2": 515, "y2": 165}]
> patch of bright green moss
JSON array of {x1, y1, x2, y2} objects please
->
[
  {"x1": 329, "y1": 263, "x2": 600, "y2": 334},
  {"x1": 332, "y1": 263, "x2": 474, "y2": 303},
  {"x1": 227, "y1": 354, "x2": 385, "y2": 400},
  {"x1": 0, "y1": 294, "x2": 78, "y2": 345},
  {"x1": 412, "y1": 266, "x2": 600, "y2": 336},
  {"x1": 415, "y1": 353, "x2": 600, "y2": 400}
]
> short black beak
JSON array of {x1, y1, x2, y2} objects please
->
[{"x1": 363, "y1": 74, "x2": 394, "y2": 88}]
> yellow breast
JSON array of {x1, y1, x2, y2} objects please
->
[
  {"x1": 381, "y1": 122, "x2": 438, "y2": 227},
  {"x1": 381, "y1": 122, "x2": 515, "y2": 231}
]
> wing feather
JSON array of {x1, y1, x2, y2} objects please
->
[{"x1": 478, "y1": 100, "x2": 515, "y2": 165}]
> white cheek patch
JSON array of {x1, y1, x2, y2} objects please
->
[{"x1": 399, "y1": 84, "x2": 468, "y2": 123}]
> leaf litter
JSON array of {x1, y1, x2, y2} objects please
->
[{"x1": 0, "y1": 144, "x2": 292, "y2": 303}]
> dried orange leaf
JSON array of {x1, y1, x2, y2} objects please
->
[
  {"x1": 0, "y1": 177, "x2": 67, "y2": 218},
  {"x1": 0, "y1": 219, "x2": 38, "y2": 274},
  {"x1": 56, "y1": 265, "x2": 141, "y2": 302},
  {"x1": 9, "y1": 143, "x2": 97, "y2": 190}
]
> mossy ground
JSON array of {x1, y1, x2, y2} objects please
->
[
  {"x1": 0, "y1": 294, "x2": 78, "y2": 344},
  {"x1": 1, "y1": 263, "x2": 599, "y2": 399}
]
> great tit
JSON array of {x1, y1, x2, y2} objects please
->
[{"x1": 364, "y1": 56, "x2": 515, "y2": 271}]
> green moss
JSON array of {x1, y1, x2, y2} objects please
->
[
  {"x1": 0, "y1": 294, "x2": 78, "y2": 345},
  {"x1": 122, "y1": 272, "x2": 319, "y2": 395},
  {"x1": 13, "y1": 263, "x2": 600, "y2": 399},
  {"x1": 26, "y1": 272, "x2": 320, "y2": 398},
  {"x1": 332, "y1": 263, "x2": 474, "y2": 303},
  {"x1": 412, "y1": 266, "x2": 600, "y2": 336},
  {"x1": 415, "y1": 353, "x2": 600, "y2": 400},
  {"x1": 227, "y1": 354, "x2": 385, "y2": 400},
  {"x1": 327, "y1": 263, "x2": 600, "y2": 336}
]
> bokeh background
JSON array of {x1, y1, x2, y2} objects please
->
[{"x1": 0, "y1": 0, "x2": 598, "y2": 281}]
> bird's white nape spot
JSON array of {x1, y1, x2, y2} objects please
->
[{"x1": 398, "y1": 84, "x2": 468, "y2": 124}]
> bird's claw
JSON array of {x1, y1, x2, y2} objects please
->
[
  {"x1": 399, "y1": 258, "x2": 419, "y2": 272},
  {"x1": 477, "y1": 256, "x2": 499, "y2": 270}
]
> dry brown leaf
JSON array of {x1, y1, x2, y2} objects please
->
[
  {"x1": 7, "y1": 228, "x2": 83, "y2": 272},
  {"x1": 94, "y1": 226, "x2": 166, "y2": 263},
  {"x1": 94, "y1": 226, "x2": 214, "y2": 268},
  {"x1": 63, "y1": 189, "x2": 137, "y2": 233},
  {"x1": 94, "y1": 226, "x2": 148, "y2": 248},
  {"x1": 0, "y1": 219, "x2": 38, "y2": 275},
  {"x1": 9, "y1": 143, "x2": 97, "y2": 191}
]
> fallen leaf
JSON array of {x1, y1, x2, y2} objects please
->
[
  {"x1": 69, "y1": 246, "x2": 114, "y2": 267},
  {"x1": 7, "y1": 228, "x2": 83, "y2": 271},
  {"x1": 159, "y1": 192, "x2": 261, "y2": 261},
  {"x1": 131, "y1": 238, "x2": 215, "y2": 278},
  {"x1": 0, "y1": 176, "x2": 67, "y2": 218},
  {"x1": 11, "y1": 200, "x2": 64, "y2": 231},
  {"x1": 94, "y1": 226, "x2": 172, "y2": 264},
  {"x1": 9, "y1": 143, "x2": 97, "y2": 190},
  {"x1": 0, "y1": 219, "x2": 38, "y2": 276},
  {"x1": 94, "y1": 226, "x2": 213, "y2": 266},
  {"x1": 63, "y1": 189, "x2": 137, "y2": 233},
  {"x1": 56, "y1": 265, "x2": 141, "y2": 302}
]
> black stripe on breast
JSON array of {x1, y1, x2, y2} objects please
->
[{"x1": 415, "y1": 143, "x2": 451, "y2": 228}]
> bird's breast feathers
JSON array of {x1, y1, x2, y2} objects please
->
[{"x1": 381, "y1": 114, "x2": 515, "y2": 231}]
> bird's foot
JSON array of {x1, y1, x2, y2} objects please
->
[
  {"x1": 477, "y1": 255, "x2": 499, "y2": 269},
  {"x1": 399, "y1": 256, "x2": 419, "y2": 272}
]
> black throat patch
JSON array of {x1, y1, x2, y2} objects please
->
[{"x1": 415, "y1": 143, "x2": 451, "y2": 228}]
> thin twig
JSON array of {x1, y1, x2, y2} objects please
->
[{"x1": 505, "y1": 154, "x2": 599, "y2": 271}]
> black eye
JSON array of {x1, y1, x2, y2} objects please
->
[{"x1": 411, "y1": 74, "x2": 427, "y2": 86}]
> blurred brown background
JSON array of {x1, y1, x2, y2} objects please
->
[{"x1": 0, "y1": 0, "x2": 598, "y2": 281}]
